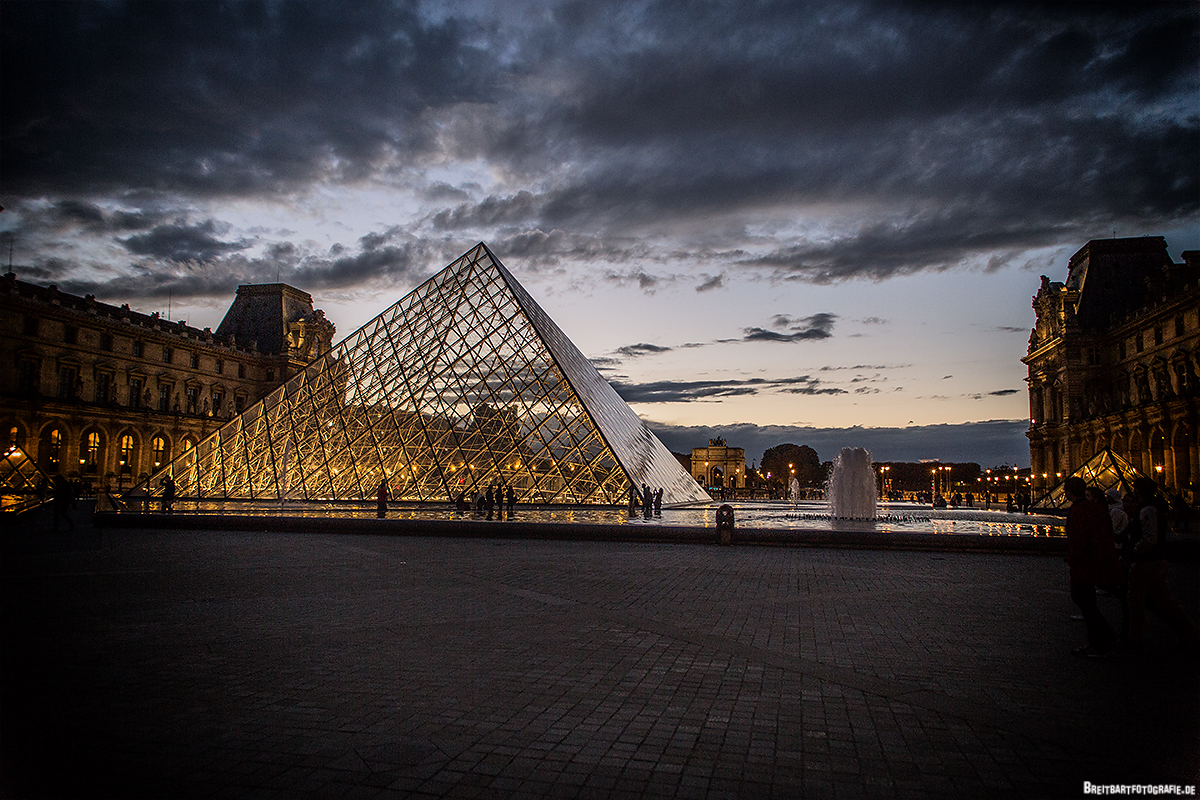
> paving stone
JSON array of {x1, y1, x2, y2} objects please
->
[{"x1": 2, "y1": 526, "x2": 1197, "y2": 798}]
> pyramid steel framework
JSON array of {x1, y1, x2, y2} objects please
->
[{"x1": 139, "y1": 243, "x2": 710, "y2": 506}]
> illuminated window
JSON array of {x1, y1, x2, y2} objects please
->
[
  {"x1": 84, "y1": 432, "x2": 101, "y2": 474},
  {"x1": 45, "y1": 429, "x2": 61, "y2": 469},
  {"x1": 152, "y1": 436, "x2": 167, "y2": 468},
  {"x1": 119, "y1": 434, "x2": 134, "y2": 475}
]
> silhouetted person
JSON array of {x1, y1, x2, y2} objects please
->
[
  {"x1": 1126, "y1": 477, "x2": 1200, "y2": 652},
  {"x1": 376, "y1": 478, "x2": 389, "y2": 517},
  {"x1": 486, "y1": 485, "x2": 495, "y2": 520},
  {"x1": 161, "y1": 475, "x2": 176, "y2": 514},
  {"x1": 51, "y1": 474, "x2": 74, "y2": 531},
  {"x1": 1063, "y1": 477, "x2": 1124, "y2": 657},
  {"x1": 506, "y1": 485, "x2": 515, "y2": 514},
  {"x1": 654, "y1": 488, "x2": 663, "y2": 515},
  {"x1": 628, "y1": 484, "x2": 639, "y2": 515},
  {"x1": 642, "y1": 484, "x2": 652, "y2": 519}
]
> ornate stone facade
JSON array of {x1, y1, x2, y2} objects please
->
[
  {"x1": 1024, "y1": 237, "x2": 1199, "y2": 503},
  {"x1": 691, "y1": 438, "x2": 746, "y2": 489},
  {"x1": 0, "y1": 274, "x2": 334, "y2": 491}
]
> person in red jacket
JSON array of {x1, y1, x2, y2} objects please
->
[
  {"x1": 1064, "y1": 477, "x2": 1124, "y2": 657},
  {"x1": 376, "y1": 478, "x2": 389, "y2": 518}
]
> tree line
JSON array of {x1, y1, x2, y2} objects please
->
[{"x1": 755, "y1": 443, "x2": 989, "y2": 494}]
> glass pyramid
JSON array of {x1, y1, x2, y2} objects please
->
[
  {"x1": 1035, "y1": 449, "x2": 1143, "y2": 510},
  {"x1": 139, "y1": 243, "x2": 710, "y2": 506},
  {"x1": 1, "y1": 445, "x2": 50, "y2": 514}
]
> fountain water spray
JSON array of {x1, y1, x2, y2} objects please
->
[{"x1": 826, "y1": 447, "x2": 877, "y2": 519}]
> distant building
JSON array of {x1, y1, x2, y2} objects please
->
[
  {"x1": 691, "y1": 438, "x2": 745, "y2": 489},
  {"x1": 1023, "y1": 237, "x2": 1198, "y2": 503},
  {"x1": 0, "y1": 274, "x2": 335, "y2": 491}
]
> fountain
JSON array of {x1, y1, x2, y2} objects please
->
[{"x1": 826, "y1": 446, "x2": 877, "y2": 519}]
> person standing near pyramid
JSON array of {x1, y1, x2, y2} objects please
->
[{"x1": 376, "y1": 478, "x2": 389, "y2": 518}]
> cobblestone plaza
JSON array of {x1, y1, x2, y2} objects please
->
[{"x1": 3, "y1": 515, "x2": 1196, "y2": 799}]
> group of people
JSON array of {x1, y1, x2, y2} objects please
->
[
  {"x1": 375, "y1": 479, "x2": 519, "y2": 519},
  {"x1": 454, "y1": 484, "x2": 517, "y2": 519},
  {"x1": 1064, "y1": 475, "x2": 1200, "y2": 657},
  {"x1": 628, "y1": 484, "x2": 664, "y2": 517}
]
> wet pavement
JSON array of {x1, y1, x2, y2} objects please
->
[{"x1": 2, "y1": 509, "x2": 1197, "y2": 799}]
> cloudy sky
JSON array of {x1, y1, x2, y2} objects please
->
[{"x1": 3, "y1": 0, "x2": 1197, "y2": 466}]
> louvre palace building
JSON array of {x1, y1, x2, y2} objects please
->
[
  {"x1": 0, "y1": 273, "x2": 335, "y2": 492},
  {"x1": 1024, "y1": 236, "x2": 1199, "y2": 504}
]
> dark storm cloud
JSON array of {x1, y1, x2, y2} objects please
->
[
  {"x1": 611, "y1": 375, "x2": 843, "y2": 403},
  {"x1": 22, "y1": 200, "x2": 167, "y2": 235},
  {"x1": 56, "y1": 227, "x2": 430, "y2": 299},
  {"x1": 122, "y1": 219, "x2": 252, "y2": 262},
  {"x1": 615, "y1": 343, "x2": 672, "y2": 358},
  {"x1": 611, "y1": 379, "x2": 761, "y2": 403},
  {"x1": 3, "y1": 0, "x2": 1196, "y2": 288},
  {"x1": 968, "y1": 388, "x2": 1019, "y2": 400},
  {"x1": 3, "y1": 0, "x2": 497, "y2": 197},
  {"x1": 742, "y1": 312, "x2": 836, "y2": 342},
  {"x1": 432, "y1": 192, "x2": 539, "y2": 230},
  {"x1": 646, "y1": 419, "x2": 1032, "y2": 466}
]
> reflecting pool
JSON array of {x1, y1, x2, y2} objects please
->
[{"x1": 147, "y1": 500, "x2": 1065, "y2": 537}]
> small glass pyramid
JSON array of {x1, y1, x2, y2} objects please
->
[
  {"x1": 1, "y1": 445, "x2": 50, "y2": 514},
  {"x1": 1035, "y1": 449, "x2": 1144, "y2": 510},
  {"x1": 138, "y1": 243, "x2": 710, "y2": 506}
]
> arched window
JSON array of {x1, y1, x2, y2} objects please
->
[
  {"x1": 152, "y1": 436, "x2": 167, "y2": 468},
  {"x1": 119, "y1": 434, "x2": 135, "y2": 475},
  {"x1": 6, "y1": 426, "x2": 18, "y2": 451},
  {"x1": 42, "y1": 428, "x2": 62, "y2": 470},
  {"x1": 181, "y1": 438, "x2": 195, "y2": 453},
  {"x1": 83, "y1": 431, "x2": 102, "y2": 474}
]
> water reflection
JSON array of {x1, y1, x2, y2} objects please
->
[{"x1": 149, "y1": 500, "x2": 1064, "y2": 537}]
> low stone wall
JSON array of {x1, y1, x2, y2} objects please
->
[{"x1": 93, "y1": 511, "x2": 1076, "y2": 554}]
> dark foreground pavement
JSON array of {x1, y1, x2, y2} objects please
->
[{"x1": 2, "y1": 514, "x2": 1197, "y2": 799}]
